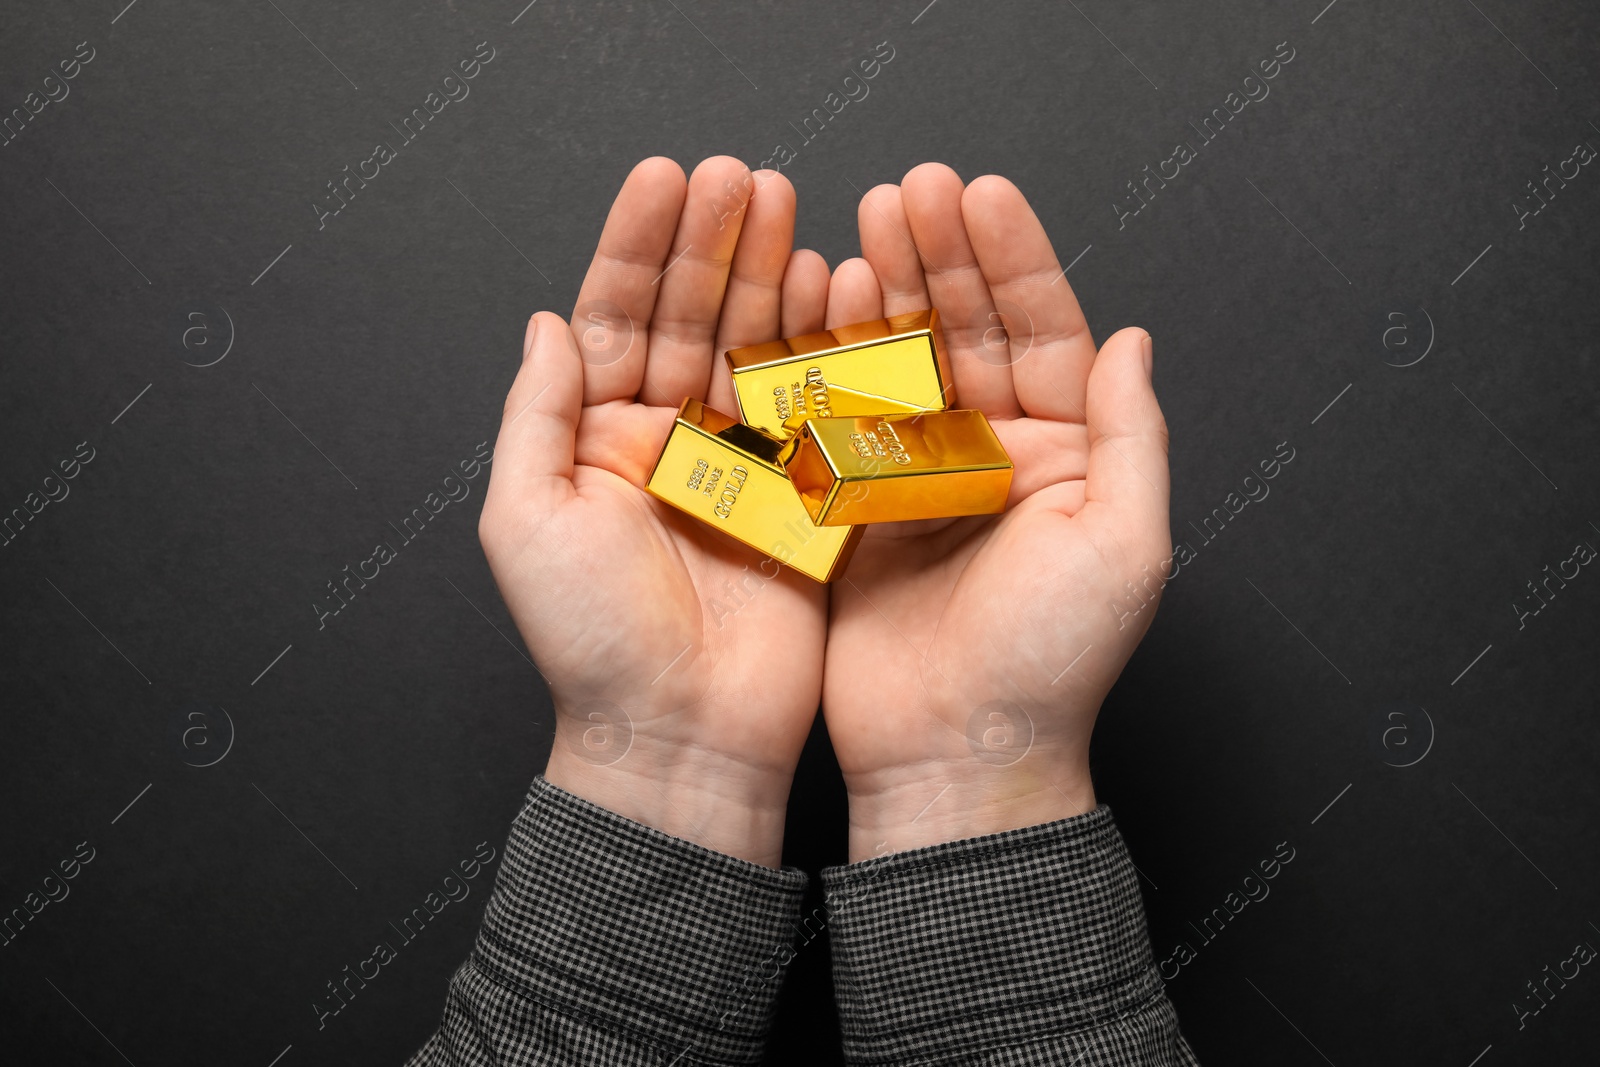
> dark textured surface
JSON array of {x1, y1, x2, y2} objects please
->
[{"x1": 1, "y1": 1, "x2": 1596, "y2": 1064}]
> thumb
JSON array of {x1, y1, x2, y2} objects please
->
[
  {"x1": 1078, "y1": 328, "x2": 1170, "y2": 553},
  {"x1": 484, "y1": 311, "x2": 583, "y2": 516}
]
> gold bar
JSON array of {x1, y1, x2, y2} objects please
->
[
  {"x1": 782, "y1": 410, "x2": 1013, "y2": 526},
  {"x1": 725, "y1": 308, "x2": 955, "y2": 440},
  {"x1": 645, "y1": 398, "x2": 864, "y2": 582}
]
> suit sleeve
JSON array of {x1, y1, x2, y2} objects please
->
[
  {"x1": 406, "y1": 776, "x2": 809, "y2": 1066},
  {"x1": 821, "y1": 805, "x2": 1199, "y2": 1065}
]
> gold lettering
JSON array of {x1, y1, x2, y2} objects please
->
[
  {"x1": 875, "y1": 420, "x2": 912, "y2": 465},
  {"x1": 702, "y1": 466, "x2": 723, "y2": 496},
  {"x1": 804, "y1": 367, "x2": 833, "y2": 417},
  {"x1": 713, "y1": 465, "x2": 749, "y2": 519}
]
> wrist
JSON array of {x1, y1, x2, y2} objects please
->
[
  {"x1": 843, "y1": 756, "x2": 1096, "y2": 863},
  {"x1": 545, "y1": 728, "x2": 794, "y2": 868}
]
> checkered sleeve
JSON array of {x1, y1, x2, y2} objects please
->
[
  {"x1": 821, "y1": 805, "x2": 1199, "y2": 1066},
  {"x1": 404, "y1": 776, "x2": 810, "y2": 1066}
]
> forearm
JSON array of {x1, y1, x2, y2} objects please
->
[
  {"x1": 544, "y1": 731, "x2": 794, "y2": 869},
  {"x1": 406, "y1": 776, "x2": 809, "y2": 1067},
  {"x1": 843, "y1": 752, "x2": 1097, "y2": 863}
]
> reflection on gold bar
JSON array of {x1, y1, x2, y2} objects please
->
[
  {"x1": 725, "y1": 309, "x2": 955, "y2": 439},
  {"x1": 645, "y1": 398, "x2": 864, "y2": 582},
  {"x1": 782, "y1": 409, "x2": 1012, "y2": 526}
]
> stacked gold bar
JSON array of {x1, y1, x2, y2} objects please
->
[
  {"x1": 645, "y1": 309, "x2": 1013, "y2": 582},
  {"x1": 726, "y1": 309, "x2": 955, "y2": 439},
  {"x1": 783, "y1": 409, "x2": 1012, "y2": 526}
]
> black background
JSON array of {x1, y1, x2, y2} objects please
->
[{"x1": 3, "y1": 1, "x2": 1597, "y2": 1064}]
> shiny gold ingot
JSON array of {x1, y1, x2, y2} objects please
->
[
  {"x1": 725, "y1": 309, "x2": 955, "y2": 440},
  {"x1": 783, "y1": 409, "x2": 1013, "y2": 526},
  {"x1": 645, "y1": 398, "x2": 863, "y2": 582}
]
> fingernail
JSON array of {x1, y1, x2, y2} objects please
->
[
  {"x1": 522, "y1": 314, "x2": 540, "y2": 362},
  {"x1": 1141, "y1": 332, "x2": 1153, "y2": 381}
]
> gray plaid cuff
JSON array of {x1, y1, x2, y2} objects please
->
[
  {"x1": 466, "y1": 776, "x2": 810, "y2": 1064},
  {"x1": 822, "y1": 806, "x2": 1196, "y2": 1066}
]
